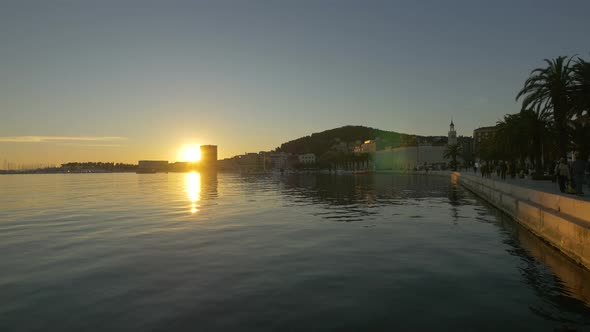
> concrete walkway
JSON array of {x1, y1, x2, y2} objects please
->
[{"x1": 460, "y1": 170, "x2": 590, "y2": 202}]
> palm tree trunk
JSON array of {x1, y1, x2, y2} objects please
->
[
  {"x1": 557, "y1": 123, "x2": 568, "y2": 159},
  {"x1": 532, "y1": 135, "x2": 543, "y2": 176},
  {"x1": 555, "y1": 105, "x2": 570, "y2": 159}
]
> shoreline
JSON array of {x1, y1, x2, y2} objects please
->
[{"x1": 452, "y1": 171, "x2": 590, "y2": 270}]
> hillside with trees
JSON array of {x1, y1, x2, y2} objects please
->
[
  {"x1": 276, "y1": 125, "x2": 435, "y2": 156},
  {"x1": 275, "y1": 125, "x2": 448, "y2": 169}
]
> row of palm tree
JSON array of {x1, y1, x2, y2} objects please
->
[{"x1": 478, "y1": 55, "x2": 589, "y2": 175}]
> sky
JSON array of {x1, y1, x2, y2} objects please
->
[{"x1": 1, "y1": 0, "x2": 589, "y2": 166}]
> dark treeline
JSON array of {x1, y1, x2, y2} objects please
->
[
  {"x1": 0, "y1": 162, "x2": 139, "y2": 174},
  {"x1": 478, "y1": 55, "x2": 590, "y2": 175},
  {"x1": 61, "y1": 162, "x2": 138, "y2": 171},
  {"x1": 277, "y1": 125, "x2": 445, "y2": 171},
  {"x1": 277, "y1": 126, "x2": 417, "y2": 156},
  {"x1": 277, "y1": 125, "x2": 447, "y2": 168}
]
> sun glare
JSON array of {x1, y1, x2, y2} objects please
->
[
  {"x1": 186, "y1": 171, "x2": 201, "y2": 214},
  {"x1": 180, "y1": 145, "x2": 201, "y2": 162}
]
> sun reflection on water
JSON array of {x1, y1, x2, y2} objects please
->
[{"x1": 186, "y1": 171, "x2": 201, "y2": 213}]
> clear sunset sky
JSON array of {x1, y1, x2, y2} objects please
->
[{"x1": 1, "y1": 0, "x2": 589, "y2": 165}]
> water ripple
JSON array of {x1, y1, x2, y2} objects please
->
[{"x1": 0, "y1": 172, "x2": 589, "y2": 331}]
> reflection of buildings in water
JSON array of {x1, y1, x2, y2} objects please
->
[
  {"x1": 447, "y1": 182, "x2": 465, "y2": 223},
  {"x1": 185, "y1": 171, "x2": 218, "y2": 214},
  {"x1": 280, "y1": 174, "x2": 454, "y2": 208},
  {"x1": 495, "y1": 212, "x2": 590, "y2": 318},
  {"x1": 277, "y1": 174, "x2": 377, "y2": 223},
  {"x1": 199, "y1": 170, "x2": 218, "y2": 201},
  {"x1": 282, "y1": 174, "x2": 376, "y2": 205}
]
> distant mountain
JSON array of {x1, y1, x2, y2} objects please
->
[{"x1": 276, "y1": 125, "x2": 441, "y2": 156}]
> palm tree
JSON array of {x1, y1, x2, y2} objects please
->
[
  {"x1": 523, "y1": 109, "x2": 551, "y2": 174},
  {"x1": 477, "y1": 135, "x2": 497, "y2": 163},
  {"x1": 569, "y1": 119, "x2": 590, "y2": 160},
  {"x1": 494, "y1": 110, "x2": 550, "y2": 175},
  {"x1": 568, "y1": 57, "x2": 590, "y2": 161},
  {"x1": 571, "y1": 57, "x2": 590, "y2": 117},
  {"x1": 444, "y1": 144, "x2": 462, "y2": 171},
  {"x1": 516, "y1": 56, "x2": 575, "y2": 159},
  {"x1": 495, "y1": 113, "x2": 524, "y2": 162}
]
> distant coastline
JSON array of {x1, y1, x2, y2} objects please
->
[
  {"x1": 0, "y1": 169, "x2": 137, "y2": 175},
  {"x1": 0, "y1": 162, "x2": 138, "y2": 175}
]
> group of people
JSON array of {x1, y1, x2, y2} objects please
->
[
  {"x1": 554, "y1": 157, "x2": 587, "y2": 196},
  {"x1": 474, "y1": 161, "x2": 524, "y2": 180},
  {"x1": 472, "y1": 157, "x2": 588, "y2": 197}
]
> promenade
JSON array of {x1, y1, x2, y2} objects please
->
[{"x1": 460, "y1": 169, "x2": 590, "y2": 202}]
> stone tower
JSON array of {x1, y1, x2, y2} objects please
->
[{"x1": 448, "y1": 120, "x2": 457, "y2": 145}]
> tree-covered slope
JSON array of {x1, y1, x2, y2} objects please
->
[{"x1": 276, "y1": 125, "x2": 422, "y2": 156}]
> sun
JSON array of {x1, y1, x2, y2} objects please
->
[{"x1": 180, "y1": 145, "x2": 201, "y2": 162}]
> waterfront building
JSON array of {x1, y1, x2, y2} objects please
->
[
  {"x1": 200, "y1": 145, "x2": 218, "y2": 168},
  {"x1": 259, "y1": 151, "x2": 272, "y2": 170},
  {"x1": 444, "y1": 121, "x2": 473, "y2": 166},
  {"x1": 374, "y1": 145, "x2": 446, "y2": 170},
  {"x1": 216, "y1": 151, "x2": 271, "y2": 172},
  {"x1": 473, "y1": 126, "x2": 498, "y2": 154},
  {"x1": 361, "y1": 140, "x2": 377, "y2": 153},
  {"x1": 374, "y1": 121, "x2": 474, "y2": 170},
  {"x1": 298, "y1": 153, "x2": 316, "y2": 164},
  {"x1": 353, "y1": 140, "x2": 377, "y2": 155},
  {"x1": 217, "y1": 157, "x2": 239, "y2": 171},
  {"x1": 448, "y1": 120, "x2": 457, "y2": 145},
  {"x1": 458, "y1": 136, "x2": 474, "y2": 164},
  {"x1": 270, "y1": 152, "x2": 291, "y2": 170}
]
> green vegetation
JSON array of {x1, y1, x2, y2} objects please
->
[
  {"x1": 276, "y1": 125, "x2": 438, "y2": 156},
  {"x1": 443, "y1": 144, "x2": 462, "y2": 171},
  {"x1": 479, "y1": 56, "x2": 590, "y2": 175},
  {"x1": 276, "y1": 125, "x2": 440, "y2": 170}
]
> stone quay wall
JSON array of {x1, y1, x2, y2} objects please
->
[{"x1": 452, "y1": 172, "x2": 590, "y2": 270}]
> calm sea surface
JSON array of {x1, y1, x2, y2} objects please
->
[{"x1": 1, "y1": 172, "x2": 590, "y2": 331}]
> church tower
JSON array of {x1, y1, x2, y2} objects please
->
[{"x1": 448, "y1": 120, "x2": 457, "y2": 145}]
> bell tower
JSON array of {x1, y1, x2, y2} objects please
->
[{"x1": 448, "y1": 119, "x2": 457, "y2": 145}]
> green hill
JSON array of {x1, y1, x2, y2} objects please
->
[{"x1": 276, "y1": 125, "x2": 424, "y2": 156}]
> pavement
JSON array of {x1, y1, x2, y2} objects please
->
[{"x1": 461, "y1": 170, "x2": 590, "y2": 202}]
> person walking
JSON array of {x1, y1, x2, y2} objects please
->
[
  {"x1": 557, "y1": 158, "x2": 571, "y2": 193},
  {"x1": 553, "y1": 160, "x2": 560, "y2": 183},
  {"x1": 572, "y1": 154, "x2": 587, "y2": 196},
  {"x1": 500, "y1": 161, "x2": 507, "y2": 180},
  {"x1": 511, "y1": 162, "x2": 517, "y2": 179}
]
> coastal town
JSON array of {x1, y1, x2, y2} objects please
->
[
  {"x1": 2, "y1": 1, "x2": 590, "y2": 330},
  {"x1": 0, "y1": 122, "x2": 491, "y2": 174},
  {"x1": 2, "y1": 119, "x2": 586, "y2": 183}
]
